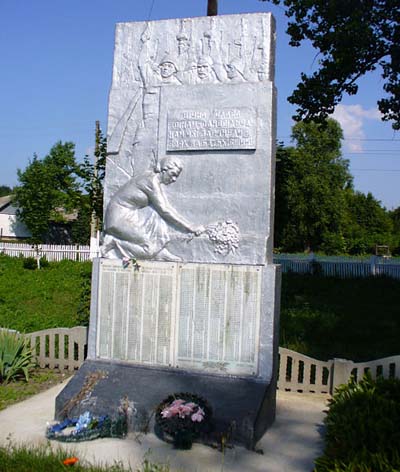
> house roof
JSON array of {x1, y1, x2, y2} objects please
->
[
  {"x1": 0, "y1": 195, "x2": 77, "y2": 220},
  {"x1": 0, "y1": 195, "x2": 14, "y2": 214}
]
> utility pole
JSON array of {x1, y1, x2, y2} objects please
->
[
  {"x1": 90, "y1": 121, "x2": 101, "y2": 257},
  {"x1": 207, "y1": 0, "x2": 218, "y2": 16}
]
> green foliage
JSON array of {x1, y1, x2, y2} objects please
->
[
  {"x1": 137, "y1": 457, "x2": 170, "y2": 472},
  {"x1": 77, "y1": 124, "x2": 106, "y2": 232},
  {"x1": 1, "y1": 254, "x2": 400, "y2": 363},
  {"x1": 275, "y1": 119, "x2": 352, "y2": 252},
  {"x1": 0, "y1": 443, "x2": 171, "y2": 471},
  {"x1": 39, "y1": 256, "x2": 50, "y2": 268},
  {"x1": 0, "y1": 330, "x2": 35, "y2": 384},
  {"x1": 14, "y1": 142, "x2": 81, "y2": 243},
  {"x1": 0, "y1": 185, "x2": 12, "y2": 197},
  {"x1": 280, "y1": 273, "x2": 400, "y2": 361},
  {"x1": 75, "y1": 262, "x2": 93, "y2": 326},
  {"x1": 344, "y1": 191, "x2": 394, "y2": 255},
  {"x1": 0, "y1": 443, "x2": 132, "y2": 471},
  {"x1": 261, "y1": 0, "x2": 400, "y2": 130},
  {"x1": 0, "y1": 254, "x2": 91, "y2": 332},
  {"x1": 0, "y1": 369, "x2": 67, "y2": 410},
  {"x1": 314, "y1": 373, "x2": 400, "y2": 471},
  {"x1": 22, "y1": 257, "x2": 37, "y2": 270},
  {"x1": 275, "y1": 119, "x2": 398, "y2": 255}
]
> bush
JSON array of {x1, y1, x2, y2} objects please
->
[
  {"x1": 39, "y1": 256, "x2": 49, "y2": 268},
  {"x1": 22, "y1": 257, "x2": 37, "y2": 270},
  {"x1": 0, "y1": 330, "x2": 36, "y2": 383},
  {"x1": 314, "y1": 373, "x2": 400, "y2": 471}
]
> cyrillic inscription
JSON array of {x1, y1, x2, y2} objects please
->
[
  {"x1": 177, "y1": 264, "x2": 262, "y2": 375},
  {"x1": 167, "y1": 107, "x2": 257, "y2": 151},
  {"x1": 97, "y1": 262, "x2": 176, "y2": 366}
]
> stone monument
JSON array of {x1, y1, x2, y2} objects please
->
[{"x1": 56, "y1": 12, "x2": 280, "y2": 449}]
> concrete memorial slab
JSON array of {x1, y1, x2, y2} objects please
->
[{"x1": 56, "y1": 12, "x2": 280, "y2": 449}]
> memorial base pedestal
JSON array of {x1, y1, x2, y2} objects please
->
[{"x1": 55, "y1": 359, "x2": 277, "y2": 449}]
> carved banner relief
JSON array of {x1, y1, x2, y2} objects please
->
[{"x1": 103, "y1": 13, "x2": 276, "y2": 265}]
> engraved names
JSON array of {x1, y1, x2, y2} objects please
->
[
  {"x1": 167, "y1": 107, "x2": 257, "y2": 151},
  {"x1": 177, "y1": 264, "x2": 262, "y2": 375},
  {"x1": 96, "y1": 261, "x2": 262, "y2": 376},
  {"x1": 97, "y1": 262, "x2": 176, "y2": 366}
]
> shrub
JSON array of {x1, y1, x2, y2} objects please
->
[
  {"x1": 22, "y1": 257, "x2": 37, "y2": 270},
  {"x1": 39, "y1": 256, "x2": 50, "y2": 268},
  {"x1": 314, "y1": 372, "x2": 400, "y2": 471},
  {"x1": 0, "y1": 330, "x2": 36, "y2": 384}
]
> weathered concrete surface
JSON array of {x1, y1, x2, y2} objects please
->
[{"x1": 0, "y1": 380, "x2": 327, "y2": 472}]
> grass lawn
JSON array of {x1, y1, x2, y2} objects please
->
[
  {"x1": 281, "y1": 273, "x2": 400, "y2": 362},
  {"x1": 0, "y1": 255, "x2": 91, "y2": 332},
  {"x1": 0, "y1": 369, "x2": 71, "y2": 411},
  {"x1": 0, "y1": 443, "x2": 170, "y2": 471}
]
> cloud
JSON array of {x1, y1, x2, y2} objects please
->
[{"x1": 332, "y1": 105, "x2": 381, "y2": 152}]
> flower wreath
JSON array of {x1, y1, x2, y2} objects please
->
[
  {"x1": 46, "y1": 411, "x2": 127, "y2": 442},
  {"x1": 155, "y1": 392, "x2": 213, "y2": 449}
]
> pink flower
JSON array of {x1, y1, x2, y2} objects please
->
[
  {"x1": 185, "y1": 402, "x2": 197, "y2": 409},
  {"x1": 178, "y1": 405, "x2": 194, "y2": 417},
  {"x1": 191, "y1": 407, "x2": 205, "y2": 422},
  {"x1": 170, "y1": 399, "x2": 185, "y2": 407},
  {"x1": 161, "y1": 408, "x2": 173, "y2": 418}
]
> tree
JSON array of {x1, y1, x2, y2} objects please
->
[
  {"x1": 275, "y1": 119, "x2": 352, "y2": 253},
  {"x1": 0, "y1": 185, "x2": 12, "y2": 197},
  {"x1": 344, "y1": 191, "x2": 394, "y2": 254},
  {"x1": 261, "y1": 0, "x2": 400, "y2": 129},
  {"x1": 77, "y1": 123, "x2": 106, "y2": 232},
  {"x1": 14, "y1": 142, "x2": 81, "y2": 243},
  {"x1": 389, "y1": 206, "x2": 400, "y2": 254}
]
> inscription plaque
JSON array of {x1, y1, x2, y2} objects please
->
[
  {"x1": 176, "y1": 264, "x2": 262, "y2": 375},
  {"x1": 97, "y1": 261, "x2": 176, "y2": 366},
  {"x1": 166, "y1": 107, "x2": 257, "y2": 151},
  {"x1": 95, "y1": 260, "x2": 262, "y2": 376}
]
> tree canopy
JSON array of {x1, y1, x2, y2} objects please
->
[
  {"x1": 0, "y1": 185, "x2": 12, "y2": 197},
  {"x1": 261, "y1": 0, "x2": 400, "y2": 129},
  {"x1": 14, "y1": 133, "x2": 106, "y2": 245},
  {"x1": 275, "y1": 118, "x2": 352, "y2": 253},
  {"x1": 14, "y1": 142, "x2": 83, "y2": 243},
  {"x1": 275, "y1": 118, "x2": 399, "y2": 254}
]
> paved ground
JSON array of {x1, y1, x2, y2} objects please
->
[{"x1": 0, "y1": 380, "x2": 328, "y2": 471}]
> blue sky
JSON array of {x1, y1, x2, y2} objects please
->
[{"x1": 1, "y1": 0, "x2": 399, "y2": 209}]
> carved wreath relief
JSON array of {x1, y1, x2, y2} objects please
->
[{"x1": 102, "y1": 15, "x2": 273, "y2": 262}]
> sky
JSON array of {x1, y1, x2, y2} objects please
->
[{"x1": 1, "y1": 0, "x2": 399, "y2": 209}]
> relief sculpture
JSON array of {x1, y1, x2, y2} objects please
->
[
  {"x1": 102, "y1": 156, "x2": 240, "y2": 261},
  {"x1": 102, "y1": 14, "x2": 274, "y2": 263},
  {"x1": 102, "y1": 157, "x2": 204, "y2": 261}
]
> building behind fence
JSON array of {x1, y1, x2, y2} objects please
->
[{"x1": 19, "y1": 326, "x2": 400, "y2": 394}]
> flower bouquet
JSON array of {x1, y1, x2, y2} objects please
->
[
  {"x1": 155, "y1": 393, "x2": 212, "y2": 449},
  {"x1": 46, "y1": 411, "x2": 127, "y2": 442}
]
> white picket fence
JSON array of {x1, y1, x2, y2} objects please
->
[
  {"x1": 278, "y1": 347, "x2": 400, "y2": 395},
  {"x1": 0, "y1": 243, "x2": 91, "y2": 262},
  {"x1": 4, "y1": 326, "x2": 398, "y2": 393},
  {"x1": 274, "y1": 254, "x2": 400, "y2": 280},
  {"x1": 1, "y1": 243, "x2": 400, "y2": 279},
  {"x1": 2, "y1": 326, "x2": 399, "y2": 392}
]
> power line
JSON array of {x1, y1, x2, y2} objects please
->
[
  {"x1": 352, "y1": 168, "x2": 400, "y2": 172},
  {"x1": 277, "y1": 136, "x2": 400, "y2": 142}
]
